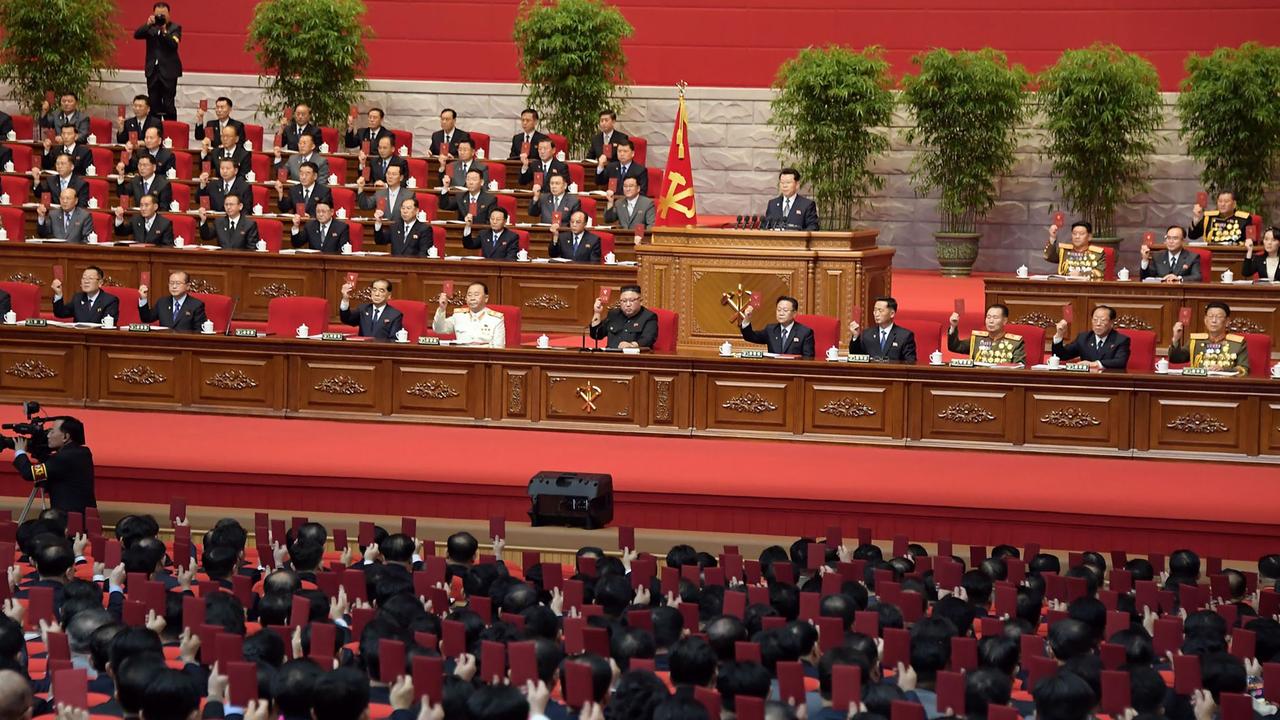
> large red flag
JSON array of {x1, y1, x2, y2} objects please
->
[{"x1": 654, "y1": 92, "x2": 697, "y2": 227}]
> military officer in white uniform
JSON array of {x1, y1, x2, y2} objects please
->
[{"x1": 433, "y1": 281, "x2": 506, "y2": 348}]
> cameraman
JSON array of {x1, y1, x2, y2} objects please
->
[
  {"x1": 11, "y1": 417, "x2": 96, "y2": 515},
  {"x1": 133, "y1": 2, "x2": 182, "y2": 121}
]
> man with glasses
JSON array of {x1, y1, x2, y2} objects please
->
[
  {"x1": 589, "y1": 284, "x2": 658, "y2": 350},
  {"x1": 1140, "y1": 225, "x2": 1202, "y2": 282},
  {"x1": 138, "y1": 271, "x2": 208, "y2": 332}
]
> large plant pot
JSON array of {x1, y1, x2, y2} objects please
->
[
  {"x1": 1090, "y1": 235, "x2": 1122, "y2": 251},
  {"x1": 935, "y1": 232, "x2": 981, "y2": 277}
]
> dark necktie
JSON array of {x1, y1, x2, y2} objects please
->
[
  {"x1": 372, "y1": 307, "x2": 381, "y2": 325},
  {"x1": 780, "y1": 326, "x2": 790, "y2": 350},
  {"x1": 1095, "y1": 336, "x2": 1104, "y2": 350},
  {"x1": 572, "y1": 234, "x2": 581, "y2": 253},
  {"x1": 172, "y1": 298, "x2": 182, "y2": 324},
  {"x1": 880, "y1": 329, "x2": 888, "y2": 351},
  {"x1": 229, "y1": 218, "x2": 236, "y2": 232},
  {"x1": 303, "y1": 187, "x2": 311, "y2": 202},
  {"x1": 63, "y1": 214, "x2": 69, "y2": 236}
]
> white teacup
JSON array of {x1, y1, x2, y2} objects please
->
[
  {"x1": 246, "y1": 173, "x2": 257, "y2": 184},
  {"x1": 165, "y1": 168, "x2": 176, "y2": 179},
  {"x1": 929, "y1": 350, "x2": 943, "y2": 364},
  {"x1": 1, "y1": 163, "x2": 10, "y2": 174},
  {"x1": 296, "y1": 323, "x2": 309, "y2": 338},
  {"x1": 101, "y1": 315, "x2": 115, "y2": 329},
  {"x1": 604, "y1": 252, "x2": 617, "y2": 265},
  {"x1": 86, "y1": 134, "x2": 97, "y2": 145},
  {"x1": 395, "y1": 328, "x2": 409, "y2": 343},
  {"x1": 86, "y1": 197, "x2": 98, "y2": 209},
  {"x1": 427, "y1": 246, "x2": 439, "y2": 258},
  {"x1": 3, "y1": 310, "x2": 16, "y2": 324},
  {"x1": 1117, "y1": 267, "x2": 1131, "y2": 281},
  {"x1": 536, "y1": 334, "x2": 551, "y2": 349},
  {"x1": 1015, "y1": 265, "x2": 1029, "y2": 278},
  {"x1": 341, "y1": 243, "x2": 353, "y2": 255},
  {"x1": 255, "y1": 240, "x2": 268, "y2": 252},
  {"x1": 335, "y1": 207, "x2": 347, "y2": 219},
  {"x1": 516, "y1": 249, "x2": 529, "y2": 262},
  {"x1": 1271, "y1": 363, "x2": 1280, "y2": 379},
  {"x1": 1221, "y1": 270, "x2": 1234, "y2": 283},
  {"x1": 0, "y1": 192, "x2": 9, "y2": 204},
  {"x1": 1156, "y1": 358, "x2": 1170, "y2": 373},
  {"x1": 719, "y1": 341, "x2": 733, "y2": 356},
  {"x1": 319, "y1": 143, "x2": 330, "y2": 154},
  {"x1": 200, "y1": 320, "x2": 215, "y2": 334},
  {"x1": 86, "y1": 165, "x2": 97, "y2": 177},
  {"x1": 825, "y1": 346, "x2": 840, "y2": 361},
  {"x1": 4, "y1": 131, "x2": 14, "y2": 141},
  {"x1": 1047, "y1": 355, "x2": 1061, "y2": 368},
  {"x1": 163, "y1": 137, "x2": 173, "y2": 149},
  {"x1": 174, "y1": 236, "x2": 185, "y2": 248}
]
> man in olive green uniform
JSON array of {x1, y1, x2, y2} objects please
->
[
  {"x1": 948, "y1": 303, "x2": 1026, "y2": 365},
  {"x1": 1043, "y1": 220, "x2": 1106, "y2": 279},
  {"x1": 1189, "y1": 190, "x2": 1251, "y2": 245},
  {"x1": 588, "y1": 284, "x2": 658, "y2": 350},
  {"x1": 1168, "y1": 301, "x2": 1249, "y2": 376}
]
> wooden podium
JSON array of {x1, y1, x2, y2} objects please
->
[{"x1": 636, "y1": 227, "x2": 894, "y2": 351}]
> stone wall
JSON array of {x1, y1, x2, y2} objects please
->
[{"x1": 66, "y1": 72, "x2": 1205, "y2": 273}]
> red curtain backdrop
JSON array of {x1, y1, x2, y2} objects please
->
[{"x1": 112, "y1": 0, "x2": 1279, "y2": 90}]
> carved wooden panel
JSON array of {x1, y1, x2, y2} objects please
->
[
  {"x1": 97, "y1": 351, "x2": 182, "y2": 403},
  {"x1": 241, "y1": 269, "x2": 321, "y2": 318},
  {"x1": 192, "y1": 356, "x2": 282, "y2": 410},
  {"x1": 682, "y1": 262, "x2": 805, "y2": 345},
  {"x1": 703, "y1": 377, "x2": 793, "y2": 432},
  {"x1": 1149, "y1": 398, "x2": 1250, "y2": 454},
  {"x1": 803, "y1": 381, "x2": 900, "y2": 437},
  {"x1": 505, "y1": 280, "x2": 584, "y2": 329},
  {"x1": 392, "y1": 365, "x2": 479, "y2": 418},
  {"x1": 648, "y1": 375, "x2": 684, "y2": 427},
  {"x1": 542, "y1": 372, "x2": 638, "y2": 423},
  {"x1": 152, "y1": 257, "x2": 237, "y2": 301},
  {"x1": 67, "y1": 260, "x2": 141, "y2": 291},
  {"x1": 1263, "y1": 402, "x2": 1280, "y2": 457},
  {"x1": 295, "y1": 360, "x2": 381, "y2": 414},
  {"x1": 501, "y1": 367, "x2": 532, "y2": 420},
  {"x1": 1025, "y1": 392, "x2": 1126, "y2": 448},
  {"x1": 0, "y1": 345, "x2": 80, "y2": 399},
  {"x1": 920, "y1": 387, "x2": 1014, "y2": 442}
]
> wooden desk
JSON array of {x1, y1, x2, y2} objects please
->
[
  {"x1": 2, "y1": 325, "x2": 1276, "y2": 462},
  {"x1": 0, "y1": 243, "x2": 637, "y2": 333},
  {"x1": 985, "y1": 277, "x2": 1280, "y2": 354}
]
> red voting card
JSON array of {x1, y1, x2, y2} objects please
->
[
  {"x1": 1221, "y1": 694, "x2": 1252, "y2": 720},
  {"x1": 936, "y1": 671, "x2": 965, "y2": 716},
  {"x1": 413, "y1": 655, "x2": 444, "y2": 704},
  {"x1": 633, "y1": 224, "x2": 645, "y2": 241},
  {"x1": 40, "y1": 192, "x2": 52, "y2": 210},
  {"x1": 1174, "y1": 653, "x2": 1201, "y2": 693},
  {"x1": 53, "y1": 669, "x2": 88, "y2": 711},
  {"x1": 521, "y1": 141, "x2": 531, "y2": 157},
  {"x1": 116, "y1": 104, "x2": 127, "y2": 119},
  {"x1": 831, "y1": 664, "x2": 862, "y2": 712},
  {"x1": 127, "y1": 130, "x2": 138, "y2": 145},
  {"x1": 1062, "y1": 303, "x2": 1074, "y2": 323},
  {"x1": 1230, "y1": 628, "x2": 1256, "y2": 660},
  {"x1": 1100, "y1": 642, "x2": 1126, "y2": 670},
  {"x1": 533, "y1": 170, "x2": 545, "y2": 188},
  {"x1": 333, "y1": 528, "x2": 347, "y2": 552},
  {"x1": 66, "y1": 512, "x2": 83, "y2": 536},
  {"x1": 799, "y1": 591, "x2": 820, "y2": 621},
  {"x1": 198, "y1": 196, "x2": 210, "y2": 211},
  {"x1": 227, "y1": 661, "x2": 257, "y2": 705},
  {"x1": 441, "y1": 619, "x2": 465, "y2": 658},
  {"x1": 122, "y1": 599, "x2": 146, "y2": 627},
  {"x1": 599, "y1": 287, "x2": 612, "y2": 305},
  {"x1": 489, "y1": 515, "x2": 505, "y2": 540},
  {"x1": 310, "y1": 622, "x2": 335, "y2": 663},
  {"x1": 201, "y1": 159, "x2": 212, "y2": 175},
  {"x1": 883, "y1": 627, "x2": 910, "y2": 667},
  {"x1": 195, "y1": 98, "x2": 208, "y2": 113},
  {"x1": 604, "y1": 143, "x2": 614, "y2": 159},
  {"x1": 360, "y1": 140, "x2": 370, "y2": 155},
  {"x1": 777, "y1": 661, "x2": 805, "y2": 704},
  {"x1": 736, "y1": 696, "x2": 764, "y2": 720},
  {"x1": 1247, "y1": 224, "x2": 1258, "y2": 241},
  {"x1": 507, "y1": 640, "x2": 536, "y2": 686},
  {"x1": 276, "y1": 167, "x2": 289, "y2": 185},
  {"x1": 542, "y1": 562, "x2": 563, "y2": 590},
  {"x1": 400, "y1": 516, "x2": 415, "y2": 538},
  {"x1": 564, "y1": 579, "x2": 584, "y2": 612},
  {"x1": 120, "y1": 194, "x2": 132, "y2": 211},
  {"x1": 441, "y1": 280, "x2": 454, "y2": 297},
  {"x1": 468, "y1": 201, "x2": 478, "y2": 218},
  {"x1": 284, "y1": 106, "x2": 294, "y2": 122},
  {"x1": 42, "y1": 127, "x2": 54, "y2": 143},
  {"x1": 104, "y1": 538, "x2": 121, "y2": 567},
  {"x1": 1053, "y1": 211, "x2": 1065, "y2": 227},
  {"x1": 375, "y1": 196, "x2": 387, "y2": 213},
  {"x1": 1143, "y1": 231, "x2": 1156, "y2": 246},
  {"x1": 357, "y1": 521, "x2": 373, "y2": 546},
  {"x1": 362, "y1": 164, "x2": 371, "y2": 181},
  {"x1": 169, "y1": 497, "x2": 185, "y2": 525},
  {"x1": 565, "y1": 661, "x2": 592, "y2": 708},
  {"x1": 950, "y1": 636, "x2": 978, "y2": 672},
  {"x1": 550, "y1": 210, "x2": 562, "y2": 226},
  {"x1": 480, "y1": 640, "x2": 505, "y2": 683},
  {"x1": 735, "y1": 640, "x2": 761, "y2": 663},
  {"x1": 607, "y1": 177, "x2": 617, "y2": 193},
  {"x1": 1265, "y1": 663, "x2": 1280, "y2": 703},
  {"x1": 747, "y1": 292, "x2": 763, "y2": 310},
  {"x1": 617, "y1": 526, "x2": 635, "y2": 551},
  {"x1": 1178, "y1": 306, "x2": 1192, "y2": 326},
  {"x1": 1100, "y1": 670, "x2": 1130, "y2": 714},
  {"x1": 349, "y1": 105, "x2": 359, "y2": 118},
  {"x1": 290, "y1": 594, "x2": 310, "y2": 628},
  {"x1": 379, "y1": 638, "x2": 406, "y2": 683},
  {"x1": 892, "y1": 702, "x2": 926, "y2": 720},
  {"x1": 1197, "y1": 191, "x2": 1209, "y2": 208},
  {"x1": 44, "y1": 90, "x2": 55, "y2": 106},
  {"x1": 216, "y1": 633, "x2": 244, "y2": 667},
  {"x1": 693, "y1": 687, "x2": 720, "y2": 720},
  {"x1": 46, "y1": 631, "x2": 70, "y2": 661},
  {"x1": 954, "y1": 298, "x2": 965, "y2": 315}
]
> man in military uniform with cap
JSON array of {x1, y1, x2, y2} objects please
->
[
  {"x1": 433, "y1": 281, "x2": 506, "y2": 348},
  {"x1": 1189, "y1": 190, "x2": 1251, "y2": 245},
  {"x1": 1168, "y1": 301, "x2": 1248, "y2": 375},
  {"x1": 947, "y1": 303, "x2": 1026, "y2": 365},
  {"x1": 1043, "y1": 220, "x2": 1106, "y2": 279},
  {"x1": 589, "y1": 284, "x2": 658, "y2": 350}
]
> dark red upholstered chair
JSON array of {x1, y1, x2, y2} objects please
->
[
  {"x1": 161, "y1": 120, "x2": 190, "y2": 149},
  {"x1": 578, "y1": 196, "x2": 597, "y2": 221},
  {"x1": 85, "y1": 179, "x2": 110, "y2": 209},
  {"x1": 1006, "y1": 324, "x2": 1046, "y2": 365},
  {"x1": 257, "y1": 218, "x2": 283, "y2": 252},
  {"x1": 652, "y1": 308, "x2": 679, "y2": 352},
  {"x1": 546, "y1": 133, "x2": 568, "y2": 154},
  {"x1": 89, "y1": 211, "x2": 112, "y2": 241},
  {"x1": 630, "y1": 136, "x2": 647, "y2": 165},
  {"x1": 487, "y1": 304, "x2": 522, "y2": 347},
  {"x1": 3, "y1": 143, "x2": 32, "y2": 172},
  {"x1": 329, "y1": 187, "x2": 355, "y2": 218},
  {"x1": 429, "y1": 226, "x2": 446, "y2": 257},
  {"x1": 320, "y1": 127, "x2": 340, "y2": 151},
  {"x1": 645, "y1": 167, "x2": 662, "y2": 198},
  {"x1": 243, "y1": 124, "x2": 264, "y2": 151},
  {"x1": 468, "y1": 131, "x2": 490, "y2": 158},
  {"x1": 893, "y1": 317, "x2": 942, "y2": 365},
  {"x1": 169, "y1": 182, "x2": 190, "y2": 211},
  {"x1": 567, "y1": 163, "x2": 585, "y2": 191},
  {"x1": 1102, "y1": 247, "x2": 1116, "y2": 280},
  {"x1": 389, "y1": 299, "x2": 428, "y2": 339},
  {"x1": 405, "y1": 158, "x2": 429, "y2": 188},
  {"x1": 514, "y1": 228, "x2": 529, "y2": 252},
  {"x1": 192, "y1": 292, "x2": 233, "y2": 333},
  {"x1": 796, "y1": 313, "x2": 839, "y2": 356},
  {"x1": 594, "y1": 231, "x2": 615, "y2": 260},
  {"x1": 111, "y1": 287, "x2": 142, "y2": 324},
  {"x1": 172, "y1": 151, "x2": 192, "y2": 180},
  {"x1": 1243, "y1": 334, "x2": 1271, "y2": 377},
  {"x1": 11, "y1": 115, "x2": 33, "y2": 141},
  {"x1": 0, "y1": 282, "x2": 39, "y2": 319},
  {"x1": 388, "y1": 129, "x2": 413, "y2": 155},
  {"x1": 1124, "y1": 329, "x2": 1156, "y2": 373},
  {"x1": 326, "y1": 156, "x2": 348, "y2": 183},
  {"x1": 347, "y1": 221, "x2": 364, "y2": 251},
  {"x1": 166, "y1": 214, "x2": 197, "y2": 244},
  {"x1": 418, "y1": 193, "x2": 439, "y2": 221},
  {"x1": 495, "y1": 194, "x2": 517, "y2": 219},
  {"x1": 0, "y1": 177, "x2": 29, "y2": 207},
  {"x1": 0, "y1": 206, "x2": 24, "y2": 240},
  {"x1": 251, "y1": 153, "x2": 270, "y2": 182},
  {"x1": 265, "y1": 297, "x2": 329, "y2": 337},
  {"x1": 1188, "y1": 247, "x2": 1213, "y2": 278},
  {"x1": 88, "y1": 147, "x2": 113, "y2": 176},
  {"x1": 88, "y1": 117, "x2": 112, "y2": 143}
]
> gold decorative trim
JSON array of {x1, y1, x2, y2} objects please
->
[
  {"x1": 508, "y1": 374, "x2": 525, "y2": 415},
  {"x1": 313, "y1": 375, "x2": 366, "y2": 395},
  {"x1": 525, "y1": 293, "x2": 570, "y2": 311},
  {"x1": 100, "y1": 276, "x2": 123, "y2": 287},
  {"x1": 205, "y1": 369, "x2": 258, "y2": 390},
  {"x1": 819, "y1": 397, "x2": 876, "y2": 418},
  {"x1": 576, "y1": 382, "x2": 602, "y2": 413},
  {"x1": 354, "y1": 286, "x2": 374, "y2": 303},
  {"x1": 1040, "y1": 407, "x2": 1101, "y2": 428},
  {"x1": 1113, "y1": 314, "x2": 1152, "y2": 331},
  {"x1": 113, "y1": 365, "x2": 167, "y2": 385},
  {"x1": 188, "y1": 278, "x2": 221, "y2": 295},
  {"x1": 6, "y1": 273, "x2": 43, "y2": 285},
  {"x1": 1013, "y1": 312, "x2": 1054, "y2": 328},
  {"x1": 1227, "y1": 318, "x2": 1265, "y2": 335},
  {"x1": 4, "y1": 360, "x2": 57, "y2": 379},
  {"x1": 1166, "y1": 412, "x2": 1228, "y2": 434},
  {"x1": 254, "y1": 282, "x2": 298, "y2": 298},
  {"x1": 722, "y1": 392, "x2": 777, "y2": 414},
  {"x1": 406, "y1": 380, "x2": 460, "y2": 399},
  {"x1": 654, "y1": 379, "x2": 672, "y2": 422},
  {"x1": 937, "y1": 402, "x2": 996, "y2": 424}
]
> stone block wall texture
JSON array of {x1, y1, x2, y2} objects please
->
[{"x1": 52, "y1": 72, "x2": 1208, "y2": 273}]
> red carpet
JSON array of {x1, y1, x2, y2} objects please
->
[{"x1": 2, "y1": 406, "x2": 1275, "y2": 559}]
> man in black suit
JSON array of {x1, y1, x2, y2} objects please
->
[
  {"x1": 589, "y1": 284, "x2": 658, "y2": 350},
  {"x1": 10, "y1": 417, "x2": 96, "y2": 514},
  {"x1": 134, "y1": 2, "x2": 182, "y2": 120},
  {"x1": 123, "y1": 126, "x2": 176, "y2": 177},
  {"x1": 462, "y1": 207, "x2": 521, "y2": 261},
  {"x1": 116, "y1": 95, "x2": 164, "y2": 145},
  {"x1": 509, "y1": 108, "x2": 549, "y2": 160},
  {"x1": 356, "y1": 164, "x2": 414, "y2": 212},
  {"x1": 530, "y1": 174, "x2": 581, "y2": 225},
  {"x1": 277, "y1": 162, "x2": 333, "y2": 217},
  {"x1": 549, "y1": 210, "x2": 601, "y2": 263},
  {"x1": 197, "y1": 157, "x2": 253, "y2": 212},
  {"x1": 847, "y1": 297, "x2": 917, "y2": 363},
  {"x1": 518, "y1": 138, "x2": 569, "y2": 186},
  {"x1": 118, "y1": 154, "x2": 173, "y2": 209},
  {"x1": 373, "y1": 197, "x2": 433, "y2": 257},
  {"x1": 51, "y1": 266, "x2": 119, "y2": 324},
  {"x1": 290, "y1": 200, "x2": 349, "y2": 253},
  {"x1": 279, "y1": 104, "x2": 324, "y2": 151},
  {"x1": 137, "y1": 270, "x2": 208, "y2": 332},
  {"x1": 587, "y1": 109, "x2": 630, "y2": 163},
  {"x1": 200, "y1": 124, "x2": 251, "y2": 178},
  {"x1": 739, "y1": 295, "x2": 815, "y2": 359},
  {"x1": 338, "y1": 278, "x2": 403, "y2": 341},
  {"x1": 198, "y1": 194, "x2": 258, "y2": 250},
  {"x1": 1140, "y1": 225, "x2": 1202, "y2": 283},
  {"x1": 194, "y1": 96, "x2": 246, "y2": 145},
  {"x1": 0, "y1": 286, "x2": 9, "y2": 319},
  {"x1": 446, "y1": 169, "x2": 497, "y2": 219},
  {"x1": 35, "y1": 188, "x2": 95, "y2": 243},
  {"x1": 31, "y1": 155, "x2": 89, "y2": 207},
  {"x1": 764, "y1": 168, "x2": 820, "y2": 231},
  {"x1": 360, "y1": 136, "x2": 408, "y2": 185},
  {"x1": 39, "y1": 93, "x2": 89, "y2": 143},
  {"x1": 112, "y1": 193, "x2": 174, "y2": 246},
  {"x1": 430, "y1": 108, "x2": 470, "y2": 160},
  {"x1": 0, "y1": 110, "x2": 13, "y2": 140},
  {"x1": 345, "y1": 108, "x2": 395, "y2": 150},
  {"x1": 595, "y1": 139, "x2": 647, "y2": 195},
  {"x1": 41, "y1": 125, "x2": 91, "y2": 175},
  {"x1": 1051, "y1": 305, "x2": 1131, "y2": 371}
]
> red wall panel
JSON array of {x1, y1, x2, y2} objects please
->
[{"x1": 113, "y1": 0, "x2": 1280, "y2": 89}]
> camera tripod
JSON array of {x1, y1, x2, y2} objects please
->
[{"x1": 17, "y1": 485, "x2": 47, "y2": 524}]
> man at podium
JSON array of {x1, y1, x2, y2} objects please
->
[{"x1": 763, "y1": 169, "x2": 819, "y2": 231}]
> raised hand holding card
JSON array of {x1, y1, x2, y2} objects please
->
[
  {"x1": 1053, "y1": 211, "x2": 1065, "y2": 227},
  {"x1": 1197, "y1": 191, "x2": 1209, "y2": 208}
]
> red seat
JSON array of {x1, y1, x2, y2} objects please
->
[
  {"x1": 88, "y1": 147, "x2": 113, "y2": 176},
  {"x1": 578, "y1": 196, "x2": 598, "y2": 222},
  {"x1": 162, "y1": 121, "x2": 190, "y2": 149},
  {"x1": 4, "y1": 143, "x2": 32, "y2": 173},
  {"x1": 251, "y1": 184, "x2": 271, "y2": 213},
  {"x1": 488, "y1": 304, "x2": 522, "y2": 347},
  {"x1": 1102, "y1": 247, "x2": 1116, "y2": 281},
  {"x1": 250, "y1": 153, "x2": 270, "y2": 183},
  {"x1": 546, "y1": 133, "x2": 568, "y2": 154},
  {"x1": 320, "y1": 127, "x2": 340, "y2": 152},
  {"x1": 170, "y1": 182, "x2": 191, "y2": 211},
  {"x1": 112, "y1": 287, "x2": 142, "y2": 324},
  {"x1": 1006, "y1": 324, "x2": 1046, "y2": 365},
  {"x1": 0, "y1": 282, "x2": 39, "y2": 319},
  {"x1": 467, "y1": 131, "x2": 490, "y2": 158},
  {"x1": 89, "y1": 210, "x2": 113, "y2": 241},
  {"x1": 266, "y1": 296, "x2": 329, "y2": 337},
  {"x1": 429, "y1": 226, "x2": 445, "y2": 256},
  {"x1": 796, "y1": 313, "x2": 839, "y2": 356},
  {"x1": 192, "y1": 292, "x2": 233, "y2": 333},
  {"x1": 567, "y1": 163, "x2": 585, "y2": 191},
  {"x1": 894, "y1": 317, "x2": 942, "y2": 365},
  {"x1": 257, "y1": 218, "x2": 283, "y2": 252},
  {"x1": 405, "y1": 158, "x2": 430, "y2": 188},
  {"x1": 595, "y1": 230, "x2": 615, "y2": 259},
  {"x1": 488, "y1": 171, "x2": 505, "y2": 190},
  {"x1": 646, "y1": 167, "x2": 662, "y2": 198},
  {"x1": 418, "y1": 194, "x2": 439, "y2": 221},
  {"x1": 630, "y1": 136, "x2": 647, "y2": 166},
  {"x1": 172, "y1": 151, "x2": 192, "y2": 180},
  {"x1": 0, "y1": 177, "x2": 30, "y2": 207},
  {"x1": 0, "y1": 207, "x2": 23, "y2": 240},
  {"x1": 514, "y1": 228, "x2": 529, "y2": 252},
  {"x1": 652, "y1": 308, "x2": 679, "y2": 352},
  {"x1": 1243, "y1": 333, "x2": 1271, "y2": 378},
  {"x1": 389, "y1": 299, "x2": 427, "y2": 339},
  {"x1": 1188, "y1": 247, "x2": 1212, "y2": 278},
  {"x1": 495, "y1": 194, "x2": 517, "y2": 219},
  {"x1": 326, "y1": 155, "x2": 347, "y2": 183},
  {"x1": 243, "y1": 124, "x2": 264, "y2": 152},
  {"x1": 88, "y1": 117, "x2": 111, "y2": 144},
  {"x1": 167, "y1": 213, "x2": 197, "y2": 244},
  {"x1": 348, "y1": 220, "x2": 364, "y2": 251},
  {"x1": 1124, "y1": 329, "x2": 1156, "y2": 373},
  {"x1": 330, "y1": 187, "x2": 355, "y2": 218},
  {"x1": 86, "y1": 179, "x2": 110, "y2": 209},
  {"x1": 11, "y1": 115, "x2": 33, "y2": 141}
]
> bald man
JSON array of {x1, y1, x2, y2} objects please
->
[{"x1": 0, "y1": 670, "x2": 32, "y2": 720}]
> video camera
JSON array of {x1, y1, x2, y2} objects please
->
[{"x1": 0, "y1": 401, "x2": 51, "y2": 460}]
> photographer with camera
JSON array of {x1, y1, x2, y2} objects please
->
[
  {"x1": 9, "y1": 416, "x2": 95, "y2": 515},
  {"x1": 133, "y1": 2, "x2": 182, "y2": 121}
]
